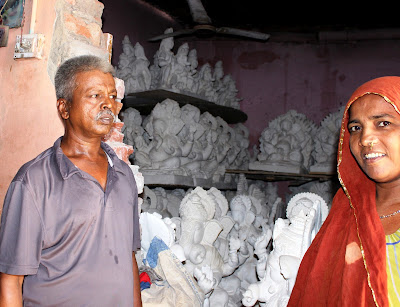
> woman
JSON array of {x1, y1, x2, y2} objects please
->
[{"x1": 288, "y1": 76, "x2": 400, "y2": 306}]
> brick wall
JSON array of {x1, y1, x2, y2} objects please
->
[{"x1": 47, "y1": 0, "x2": 111, "y2": 82}]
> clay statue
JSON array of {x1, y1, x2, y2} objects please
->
[
  {"x1": 169, "y1": 43, "x2": 191, "y2": 92},
  {"x1": 158, "y1": 29, "x2": 175, "y2": 88},
  {"x1": 250, "y1": 110, "x2": 317, "y2": 174},
  {"x1": 115, "y1": 35, "x2": 136, "y2": 94},
  {"x1": 196, "y1": 63, "x2": 217, "y2": 102},
  {"x1": 242, "y1": 192, "x2": 329, "y2": 307},
  {"x1": 310, "y1": 106, "x2": 345, "y2": 173},
  {"x1": 186, "y1": 48, "x2": 199, "y2": 93},
  {"x1": 179, "y1": 187, "x2": 242, "y2": 306},
  {"x1": 131, "y1": 42, "x2": 151, "y2": 91}
]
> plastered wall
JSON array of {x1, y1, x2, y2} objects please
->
[
  {"x1": 0, "y1": 0, "x2": 110, "y2": 209},
  {"x1": 190, "y1": 40, "x2": 400, "y2": 147},
  {"x1": 0, "y1": 0, "x2": 62, "y2": 209}
]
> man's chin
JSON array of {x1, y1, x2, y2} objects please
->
[{"x1": 101, "y1": 126, "x2": 114, "y2": 142}]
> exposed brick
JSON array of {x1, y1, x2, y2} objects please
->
[
  {"x1": 106, "y1": 129, "x2": 124, "y2": 143},
  {"x1": 109, "y1": 144, "x2": 134, "y2": 164},
  {"x1": 64, "y1": 13, "x2": 92, "y2": 40},
  {"x1": 63, "y1": 13, "x2": 102, "y2": 46},
  {"x1": 87, "y1": 22, "x2": 102, "y2": 46},
  {"x1": 75, "y1": 0, "x2": 104, "y2": 20},
  {"x1": 48, "y1": 0, "x2": 111, "y2": 84},
  {"x1": 103, "y1": 122, "x2": 125, "y2": 143},
  {"x1": 114, "y1": 78, "x2": 125, "y2": 100},
  {"x1": 104, "y1": 121, "x2": 133, "y2": 163}
]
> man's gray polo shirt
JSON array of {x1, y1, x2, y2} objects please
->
[{"x1": 0, "y1": 137, "x2": 141, "y2": 306}]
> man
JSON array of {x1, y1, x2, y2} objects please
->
[{"x1": 0, "y1": 55, "x2": 142, "y2": 306}]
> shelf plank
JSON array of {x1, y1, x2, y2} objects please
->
[
  {"x1": 226, "y1": 169, "x2": 336, "y2": 186},
  {"x1": 122, "y1": 89, "x2": 248, "y2": 124}
]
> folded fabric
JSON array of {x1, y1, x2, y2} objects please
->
[
  {"x1": 140, "y1": 281, "x2": 151, "y2": 291},
  {"x1": 140, "y1": 272, "x2": 152, "y2": 284},
  {"x1": 145, "y1": 237, "x2": 169, "y2": 268},
  {"x1": 141, "y1": 237, "x2": 205, "y2": 307}
]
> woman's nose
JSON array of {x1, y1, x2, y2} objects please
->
[{"x1": 359, "y1": 129, "x2": 378, "y2": 148}]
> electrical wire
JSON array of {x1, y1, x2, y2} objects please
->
[{"x1": 0, "y1": 0, "x2": 9, "y2": 15}]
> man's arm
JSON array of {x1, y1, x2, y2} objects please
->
[
  {"x1": 0, "y1": 273, "x2": 24, "y2": 307},
  {"x1": 132, "y1": 252, "x2": 142, "y2": 307}
]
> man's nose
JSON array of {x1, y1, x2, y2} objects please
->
[{"x1": 101, "y1": 95, "x2": 115, "y2": 110}]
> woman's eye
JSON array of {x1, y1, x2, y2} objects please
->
[
  {"x1": 348, "y1": 125, "x2": 360, "y2": 133},
  {"x1": 378, "y1": 121, "x2": 390, "y2": 127}
]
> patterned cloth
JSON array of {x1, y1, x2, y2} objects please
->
[{"x1": 386, "y1": 229, "x2": 400, "y2": 306}]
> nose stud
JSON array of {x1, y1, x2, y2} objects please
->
[{"x1": 369, "y1": 140, "x2": 375, "y2": 150}]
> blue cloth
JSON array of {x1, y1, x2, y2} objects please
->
[
  {"x1": 140, "y1": 281, "x2": 151, "y2": 291},
  {"x1": 146, "y1": 237, "x2": 169, "y2": 268}
]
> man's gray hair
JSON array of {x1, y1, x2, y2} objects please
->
[{"x1": 54, "y1": 55, "x2": 115, "y2": 101}]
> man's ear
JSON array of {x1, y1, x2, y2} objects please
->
[{"x1": 57, "y1": 98, "x2": 70, "y2": 120}]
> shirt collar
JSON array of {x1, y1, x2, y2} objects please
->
[
  {"x1": 54, "y1": 137, "x2": 127, "y2": 180},
  {"x1": 100, "y1": 141, "x2": 126, "y2": 175}
]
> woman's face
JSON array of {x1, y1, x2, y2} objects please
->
[{"x1": 348, "y1": 94, "x2": 400, "y2": 183}]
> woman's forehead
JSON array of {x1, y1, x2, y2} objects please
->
[{"x1": 348, "y1": 94, "x2": 395, "y2": 117}]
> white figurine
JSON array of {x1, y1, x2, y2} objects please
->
[
  {"x1": 131, "y1": 42, "x2": 151, "y2": 91},
  {"x1": 197, "y1": 63, "x2": 217, "y2": 102},
  {"x1": 310, "y1": 106, "x2": 345, "y2": 173},
  {"x1": 250, "y1": 110, "x2": 317, "y2": 174},
  {"x1": 242, "y1": 192, "x2": 329, "y2": 307},
  {"x1": 158, "y1": 29, "x2": 175, "y2": 88},
  {"x1": 186, "y1": 48, "x2": 199, "y2": 93}
]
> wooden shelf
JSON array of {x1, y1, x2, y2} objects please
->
[
  {"x1": 122, "y1": 89, "x2": 248, "y2": 124},
  {"x1": 226, "y1": 169, "x2": 337, "y2": 186}
]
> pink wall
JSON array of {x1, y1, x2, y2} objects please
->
[
  {"x1": 190, "y1": 40, "x2": 400, "y2": 148},
  {"x1": 0, "y1": 0, "x2": 63, "y2": 208}
]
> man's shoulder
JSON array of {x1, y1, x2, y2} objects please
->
[{"x1": 13, "y1": 145, "x2": 57, "y2": 183}]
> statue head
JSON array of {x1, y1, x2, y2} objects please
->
[
  {"x1": 160, "y1": 32, "x2": 174, "y2": 51},
  {"x1": 181, "y1": 104, "x2": 200, "y2": 124},
  {"x1": 188, "y1": 49, "x2": 198, "y2": 69},
  {"x1": 133, "y1": 42, "x2": 147, "y2": 59},
  {"x1": 207, "y1": 187, "x2": 228, "y2": 220},
  {"x1": 180, "y1": 187, "x2": 215, "y2": 222},
  {"x1": 177, "y1": 43, "x2": 189, "y2": 56},
  {"x1": 280, "y1": 119, "x2": 293, "y2": 132},
  {"x1": 199, "y1": 63, "x2": 214, "y2": 81},
  {"x1": 151, "y1": 99, "x2": 184, "y2": 135},
  {"x1": 286, "y1": 192, "x2": 328, "y2": 221},
  {"x1": 122, "y1": 35, "x2": 134, "y2": 55},
  {"x1": 229, "y1": 195, "x2": 255, "y2": 226},
  {"x1": 213, "y1": 60, "x2": 224, "y2": 80}
]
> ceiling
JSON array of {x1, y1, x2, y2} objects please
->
[{"x1": 141, "y1": 0, "x2": 400, "y2": 42}]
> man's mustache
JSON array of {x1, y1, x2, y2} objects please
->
[{"x1": 95, "y1": 109, "x2": 116, "y2": 122}]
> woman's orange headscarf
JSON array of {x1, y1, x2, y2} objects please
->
[{"x1": 288, "y1": 76, "x2": 400, "y2": 307}]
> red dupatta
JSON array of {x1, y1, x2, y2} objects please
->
[{"x1": 288, "y1": 76, "x2": 400, "y2": 307}]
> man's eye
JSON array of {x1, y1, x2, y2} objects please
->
[
  {"x1": 109, "y1": 95, "x2": 116, "y2": 100},
  {"x1": 378, "y1": 121, "x2": 390, "y2": 127},
  {"x1": 91, "y1": 94, "x2": 99, "y2": 98}
]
